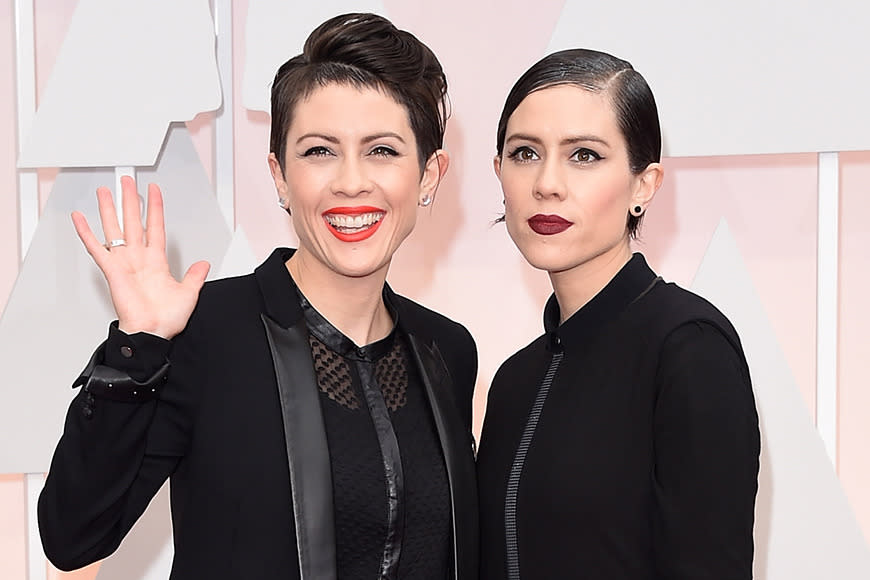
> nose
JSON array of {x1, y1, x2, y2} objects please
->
[
  {"x1": 331, "y1": 156, "x2": 373, "y2": 197},
  {"x1": 533, "y1": 158, "x2": 566, "y2": 201}
]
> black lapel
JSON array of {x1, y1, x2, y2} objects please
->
[
  {"x1": 262, "y1": 316, "x2": 336, "y2": 580},
  {"x1": 406, "y1": 334, "x2": 479, "y2": 580},
  {"x1": 256, "y1": 249, "x2": 336, "y2": 580}
]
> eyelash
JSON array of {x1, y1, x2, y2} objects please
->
[
  {"x1": 571, "y1": 148, "x2": 602, "y2": 163},
  {"x1": 301, "y1": 146, "x2": 398, "y2": 157},
  {"x1": 506, "y1": 146, "x2": 537, "y2": 162},
  {"x1": 506, "y1": 146, "x2": 603, "y2": 164},
  {"x1": 302, "y1": 146, "x2": 331, "y2": 157},
  {"x1": 370, "y1": 146, "x2": 398, "y2": 157}
]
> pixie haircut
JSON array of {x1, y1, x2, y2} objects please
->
[
  {"x1": 495, "y1": 49, "x2": 661, "y2": 238},
  {"x1": 269, "y1": 13, "x2": 449, "y2": 172}
]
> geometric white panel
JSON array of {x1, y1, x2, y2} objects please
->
[
  {"x1": 212, "y1": 225, "x2": 258, "y2": 280},
  {"x1": 95, "y1": 483, "x2": 172, "y2": 580},
  {"x1": 18, "y1": 0, "x2": 220, "y2": 167},
  {"x1": 691, "y1": 219, "x2": 870, "y2": 579},
  {"x1": 242, "y1": 0, "x2": 387, "y2": 113},
  {"x1": 0, "y1": 125, "x2": 231, "y2": 474},
  {"x1": 548, "y1": 1, "x2": 870, "y2": 156}
]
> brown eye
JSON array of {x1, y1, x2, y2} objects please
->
[
  {"x1": 507, "y1": 146, "x2": 539, "y2": 162},
  {"x1": 303, "y1": 146, "x2": 331, "y2": 157},
  {"x1": 572, "y1": 148, "x2": 602, "y2": 163},
  {"x1": 370, "y1": 146, "x2": 398, "y2": 157}
]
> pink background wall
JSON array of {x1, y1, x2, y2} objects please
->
[{"x1": 0, "y1": 0, "x2": 867, "y2": 577}]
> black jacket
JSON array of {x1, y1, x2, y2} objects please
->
[
  {"x1": 477, "y1": 254, "x2": 759, "y2": 579},
  {"x1": 39, "y1": 248, "x2": 479, "y2": 579}
]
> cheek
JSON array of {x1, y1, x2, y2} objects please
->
[
  {"x1": 285, "y1": 169, "x2": 323, "y2": 206},
  {"x1": 503, "y1": 194, "x2": 525, "y2": 236},
  {"x1": 385, "y1": 167, "x2": 424, "y2": 207},
  {"x1": 499, "y1": 170, "x2": 530, "y2": 213},
  {"x1": 502, "y1": 190, "x2": 527, "y2": 243},
  {"x1": 583, "y1": 175, "x2": 633, "y2": 215},
  {"x1": 499, "y1": 165, "x2": 524, "y2": 194}
]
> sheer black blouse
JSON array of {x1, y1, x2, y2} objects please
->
[{"x1": 298, "y1": 291, "x2": 452, "y2": 579}]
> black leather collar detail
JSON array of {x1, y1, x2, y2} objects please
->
[
  {"x1": 297, "y1": 290, "x2": 397, "y2": 361},
  {"x1": 406, "y1": 335, "x2": 479, "y2": 580},
  {"x1": 261, "y1": 314, "x2": 337, "y2": 580},
  {"x1": 356, "y1": 361, "x2": 405, "y2": 579}
]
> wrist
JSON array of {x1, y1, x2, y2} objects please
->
[{"x1": 117, "y1": 320, "x2": 173, "y2": 340}]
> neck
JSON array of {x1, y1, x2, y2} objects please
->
[
  {"x1": 549, "y1": 241, "x2": 633, "y2": 324},
  {"x1": 286, "y1": 251, "x2": 393, "y2": 346}
]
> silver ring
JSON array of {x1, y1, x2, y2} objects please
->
[{"x1": 105, "y1": 238, "x2": 126, "y2": 249}]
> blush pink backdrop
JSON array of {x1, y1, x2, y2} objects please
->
[{"x1": 0, "y1": 0, "x2": 867, "y2": 577}]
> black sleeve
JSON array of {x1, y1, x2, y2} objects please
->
[
  {"x1": 652, "y1": 321, "x2": 760, "y2": 579},
  {"x1": 38, "y1": 322, "x2": 195, "y2": 571}
]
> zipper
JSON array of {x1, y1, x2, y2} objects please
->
[{"x1": 504, "y1": 349, "x2": 564, "y2": 580}]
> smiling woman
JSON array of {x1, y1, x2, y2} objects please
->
[
  {"x1": 37, "y1": 13, "x2": 478, "y2": 580},
  {"x1": 269, "y1": 83, "x2": 447, "y2": 286}
]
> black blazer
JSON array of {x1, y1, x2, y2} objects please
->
[{"x1": 39, "y1": 248, "x2": 479, "y2": 579}]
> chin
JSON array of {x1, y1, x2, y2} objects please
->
[
  {"x1": 515, "y1": 246, "x2": 573, "y2": 274},
  {"x1": 330, "y1": 255, "x2": 392, "y2": 279}
]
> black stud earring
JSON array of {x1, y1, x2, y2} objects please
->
[{"x1": 631, "y1": 205, "x2": 644, "y2": 217}]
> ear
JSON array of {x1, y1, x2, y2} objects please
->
[
  {"x1": 493, "y1": 155, "x2": 502, "y2": 180},
  {"x1": 630, "y1": 162, "x2": 664, "y2": 211},
  {"x1": 419, "y1": 149, "x2": 450, "y2": 205},
  {"x1": 268, "y1": 152, "x2": 289, "y2": 198}
]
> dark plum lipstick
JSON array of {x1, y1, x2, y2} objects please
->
[{"x1": 528, "y1": 214, "x2": 573, "y2": 235}]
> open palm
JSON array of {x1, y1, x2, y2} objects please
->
[{"x1": 72, "y1": 175, "x2": 210, "y2": 339}]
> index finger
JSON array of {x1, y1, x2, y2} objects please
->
[{"x1": 144, "y1": 183, "x2": 166, "y2": 250}]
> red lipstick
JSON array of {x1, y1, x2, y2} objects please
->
[
  {"x1": 322, "y1": 206, "x2": 385, "y2": 242},
  {"x1": 324, "y1": 206, "x2": 382, "y2": 215},
  {"x1": 528, "y1": 214, "x2": 573, "y2": 235}
]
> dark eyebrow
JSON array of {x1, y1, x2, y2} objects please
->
[
  {"x1": 361, "y1": 132, "x2": 406, "y2": 144},
  {"x1": 296, "y1": 132, "x2": 406, "y2": 145},
  {"x1": 297, "y1": 133, "x2": 339, "y2": 145},
  {"x1": 505, "y1": 133, "x2": 611, "y2": 148}
]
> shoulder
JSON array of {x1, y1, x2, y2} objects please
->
[
  {"x1": 391, "y1": 293, "x2": 478, "y2": 398},
  {"x1": 633, "y1": 280, "x2": 743, "y2": 350},
  {"x1": 196, "y1": 273, "x2": 261, "y2": 313},
  {"x1": 646, "y1": 281, "x2": 731, "y2": 322},
  {"x1": 489, "y1": 333, "x2": 549, "y2": 393},
  {"x1": 659, "y1": 319, "x2": 748, "y2": 377},
  {"x1": 651, "y1": 299, "x2": 754, "y2": 414},
  {"x1": 391, "y1": 293, "x2": 475, "y2": 349},
  {"x1": 178, "y1": 272, "x2": 263, "y2": 340}
]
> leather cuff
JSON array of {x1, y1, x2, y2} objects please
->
[{"x1": 73, "y1": 341, "x2": 170, "y2": 403}]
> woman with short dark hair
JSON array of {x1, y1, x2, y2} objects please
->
[{"x1": 39, "y1": 13, "x2": 478, "y2": 579}]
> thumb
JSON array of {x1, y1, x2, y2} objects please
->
[{"x1": 181, "y1": 260, "x2": 211, "y2": 292}]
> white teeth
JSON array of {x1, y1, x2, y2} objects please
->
[{"x1": 324, "y1": 212, "x2": 383, "y2": 231}]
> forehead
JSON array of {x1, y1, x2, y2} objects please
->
[
  {"x1": 288, "y1": 82, "x2": 412, "y2": 136},
  {"x1": 506, "y1": 84, "x2": 621, "y2": 139}
]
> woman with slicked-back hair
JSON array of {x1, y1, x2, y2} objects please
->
[
  {"x1": 477, "y1": 49, "x2": 759, "y2": 579},
  {"x1": 39, "y1": 13, "x2": 478, "y2": 579}
]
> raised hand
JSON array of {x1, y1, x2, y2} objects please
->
[{"x1": 72, "y1": 175, "x2": 210, "y2": 339}]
